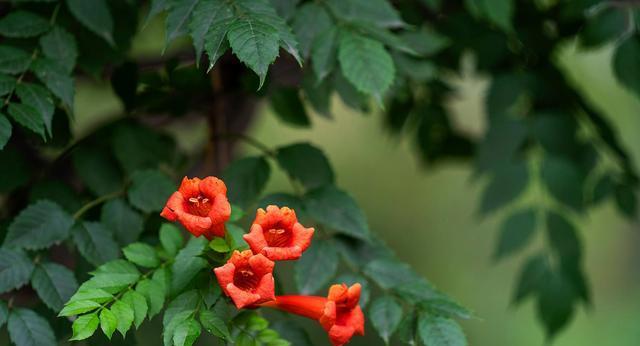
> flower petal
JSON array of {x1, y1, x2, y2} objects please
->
[
  {"x1": 200, "y1": 176, "x2": 227, "y2": 199},
  {"x1": 248, "y1": 253, "x2": 275, "y2": 276},
  {"x1": 178, "y1": 177, "x2": 200, "y2": 198},
  {"x1": 244, "y1": 224, "x2": 269, "y2": 254},
  {"x1": 262, "y1": 246, "x2": 302, "y2": 261},
  {"x1": 214, "y1": 263, "x2": 236, "y2": 295},
  {"x1": 226, "y1": 283, "x2": 261, "y2": 309},
  {"x1": 291, "y1": 223, "x2": 314, "y2": 253},
  {"x1": 208, "y1": 194, "x2": 231, "y2": 224}
]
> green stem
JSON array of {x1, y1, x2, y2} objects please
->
[{"x1": 73, "y1": 189, "x2": 124, "y2": 220}]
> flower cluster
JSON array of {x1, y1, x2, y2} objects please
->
[{"x1": 162, "y1": 176, "x2": 364, "y2": 346}]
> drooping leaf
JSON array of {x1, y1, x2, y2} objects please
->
[
  {"x1": 112, "y1": 299, "x2": 135, "y2": 337},
  {"x1": 30, "y1": 58, "x2": 74, "y2": 109},
  {"x1": 546, "y1": 212, "x2": 582, "y2": 265},
  {"x1": 369, "y1": 295, "x2": 403, "y2": 344},
  {"x1": 0, "y1": 11, "x2": 49, "y2": 38},
  {"x1": 304, "y1": 185, "x2": 370, "y2": 240},
  {"x1": 66, "y1": 0, "x2": 114, "y2": 45},
  {"x1": 494, "y1": 209, "x2": 537, "y2": 260},
  {"x1": 479, "y1": 160, "x2": 529, "y2": 215},
  {"x1": 101, "y1": 198, "x2": 144, "y2": 245},
  {"x1": 171, "y1": 237, "x2": 208, "y2": 293},
  {"x1": 541, "y1": 155, "x2": 585, "y2": 212},
  {"x1": 165, "y1": 0, "x2": 200, "y2": 47},
  {"x1": 15, "y1": 83, "x2": 54, "y2": 137},
  {"x1": 70, "y1": 312, "x2": 100, "y2": 341},
  {"x1": 199, "y1": 309, "x2": 231, "y2": 340},
  {"x1": 613, "y1": 34, "x2": 640, "y2": 98},
  {"x1": 39, "y1": 26, "x2": 78, "y2": 73},
  {"x1": 222, "y1": 156, "x2": 271, "y2": 208},
  {"x1": 4, "y1": 200, "x2": 73, "y2": 250},
  {"x1": 173, "y1": 318, "x2": 202, "y2": 346},
  {"x1": 112, "y1": 123, "x2": 175, "y2": 174},
  {"x1": 536, "y1": 270, "x2": 576, "y2": 339},
  {"x1": 7, "y1": 103, "x2": 45, "y2": 139},
  {"x1": 128, "y1": 169, "x2": 175, "y2": 213},
  {"x1": 0, "y1": 74, "x2": 16, "y2": 96},
  {"x1": 0, "y1": 45, "x2": 31, "y2": 75},
  {"x1": 31, "y1": 262, "x2": 78, "y2": 312},
  {"x1": 58, "y1": 300, "x2": 102, "y2": 317},
  {"x1": 0, "y1": 248, "x2": 34, "y2": 293},
  {"x1": 295, "y1": 238, "x2": 338, "y2": 294},
  {"x1": 65, "y1": 288, "x2": 113, "y2": 306},
  {"x1": 226, "y1": 10, "x2": 280, "y2": 88},
  {"x1": 292, "y1": 3, "x2": 332, "y2": 58},
  {"x1": 188, "y1": 0, "x2": 233, "y2": 67},
  {"x1": 8, "y1": 308, "x2": 56, "y2": 346},
  {"x1": 0, "y1": 114, "x2": 11, "y2": 149},
  {"x1": 123, "y1": 242, "x2": 160, "y2": 268},
  {"x1": 145, "y1": 0, "x2": 168, "y2": 27},
  {"x1": 276, "y1": 143, "x2": 334, "y2": 189},
  {"x1": 160, "y1": 223, "x2": 184, "y2": 257},
  {"x1": 417, "y1": 314, "x2": 467, "y2": 346},
  {"x1": 363, "y1": 258, "x2": 435, "y2": 294},
  {"x1": 467, "y1": 0, "x2": 514, "y2": 32},
  {"x1": 164, "y1": 311, "x2": 195, "y2": 346},
  {"x1": 580, "y1": 8, "x2": 627, "y2": 48},
  {"x1": 122, "y1": 290, "x2": 149, "y2": 329},
  {"x1": 163, "y1": 290, "x2": 200, "y2": 341},
  {"x1": 512, "y1": 254, "x2": 548, "y2": 304},
  {"x1": 100, "y1": 308, "x2": 117, "y2": 339},
  {"x1": 338, "y1": 30, "x2": 395, "y2": 99},
  {"x1": 72, "y1": 222, "x2": 120, "y2": 266},
  {"x1": 85, "y1": 260, "x2": 140, "y2": 293},
  {"x1": 137, "y1": 270, "x2": 167, "y2": 318},
  {"x1": 269, "y1": 88, "x2": 311, "y2": 127},
  {"x1": 311, "y1": 27, "x2": 338, "y2": 82},
  {"x1": 399, "y1": 26, "x2": 450, "y2": 56}
]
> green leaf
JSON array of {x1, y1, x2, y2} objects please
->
[
  {"x1": 72, "y1": 145, "x2": 123, "y2": 196},
  {"x1": 8, "y1": 308, "x2": 56, "y2": 346},
  {"x1": 39, "y1": 26, "x2": 78, "y2": 73},
  {"x1": 0, "y1": 147, "x2": 36, "y2": 192},
  {"x1": 276, "y1": 142, "x2": 334, "y2": 189},
  {"x1": 128, "y1": 169, "x2": 175, "y2": 213},
  {"x1": 0, "y1": 114, "x2": 11, "y2": 149},
  {"x1": 173, "y1": 319, "x2": 201, "y2": 346},
  {"x1": 546, "y1": 212, "x2": 582, "y2": 264},
  {"x1": 164, "y1": 310, "x2": 194, "y2": 346},
  {"x1": 0, "y1": 248, "x2": 34, "y2": 293},
  {"x1": 295, "y1": 238, "x2": 338, "y2": 294},
  {"x1": 304, "y1": 185, "x2": 370, "y2": 240},
  {"x1": 66, "y1": 288, "x2": 113, "y2": 305},
  {"x1": 209, "y1": 237, "x2": 230, "y2": 253},
  {"x1": 165, "y1": 0, "x2": 200, "y2": 47},
  {"x1": 123, "y1": 243, "x2": 160, "y2": 268},
  {"x1": 30, "y1": 58, "x2": 74, "y2": 109},
  {"x1": 7, "y1": 103, "x2": 45, "y2": 139},
  {"x1": 467, "y1": 0, "x2": 513, "y2": 32},
  {"x1": 188, "y1": 0, "x2": 233, "y2": 67},
  {"x1": 417, "y1": 314, "x2": 467, "y2": 346},
  {"x1": 326, "y1": 0, "x2": 405, "y2": 28},
  {"x1": 160, "y1": 223, "x2": 184, "y2": 257},
  {"x1": 494, "y1": 209, "x2": 537, "y2": 260},
  {"x1": 163, "y1": 290, "x2": 200, "y2": 344},
  {"x1": 145, "y1": 0, "x2": 168, "y2": 27},
  {"x1": 613, "y1": 34, "x2": 640, "y2": 98},
  {"x1": 99, "y1": 308, "x2": 117, "y2": 339},
  {"x1": 229, "y1": 205, "x2": 245, "y2": 222},
  {"x1": 0, "y1": 74, "x2": 16, "y2": 96},
  {"x1": 31, "y1": 262, "x2": 78, "y2": 312},
  {"x1": 227, "y1": 10, "x2": 280, "y2": 88},
  {"x1": 199, "y1": 309, "x2": 231, "y2": 340},
  {"x1": 0, "y1": 45, "x2": 31, "y2": 74},
  {"x1": 87, "y1": 260, "x2": 141, "y2": 292},
  {"x1": 355, "y1": 24, "x2": 418, "y2": 56},
  {"x1": 363, "y1": 258, "x2": 434, "y2": 294},
  {"x1": 122, "y1": 290, "x2": 149, "y2": 329},
  {"x1": 512, "y1": 254, "x2": 548, "y2": 304},
  {"x1": 615, "y1": 182, "x2": 638, "y2": 219},
  {"x1": 0, "y1": 11, "x2": 49, "y2": 38},
  {"x1": 536, "y1": 270, "x2": 576, "y2": 339},
  {"x1": 58, "y1": 300, "x2": 102, "y2": 317},
  {"x1": 15, "y1": 83, "x2": 54, "y2": 137},
  {"x1": 541, "y1": 155, "x2": 585, "y2": 211},
  {"x1": 70, "y1": 312, "x2": 100, "y2": 341},
  {"x1": 272, "y1": 320, "x2": 312, "y2": 346},
  {"x1": 311, "y1": 27, "x2": 338, "y2": 82},
  {"x1": 269, "y1": 88, "x2": 310, "y2": 127},
  {"x1": 580, "y1": 8, "x2": 627, "y2": 48},
  {"x1": 369, "y1": 296, "x2": 403, "y2": 344},
  {"x1": 4, "y1": 200, "x2": 73, "y2": 250},
  {"x1": 112, "y1": 124, "x2": 175, "y2": 174},
  {"x1": 222, "y1": 156, "x2": 271, "y2": 208},
  {"x1": 101, "y1": 198, "x2": 144, "y2": 245},
  {"x1": 292, "y1": 3, "x2": 332, "y2": 58},
  {"x1": 338, "y1": 30, "x2": 395, "y2": 99},
  {"x1": 399, "y1": 26, "x2": 450, "y2": 56},
  {"x1": 112, "y1": 299, "x2": 135, "y2": 337},
  {"x1": 171, "y1": 237, "x2": 208, "y2": 293},
  {"x1": 0, "y1": 301, "x2": 7, "y2": 329},
  {"x1": 136, "y1": 277, "x2": 166, "y2": 319},
  {"x1": 66, "y1": 0, "x2": 114, "y2": 45},
  {"x1": 29, "y1": 180, "x2": 81, "y2": 213},
  {"x1": 421, "y1": 298, "x2": 475, "y2": 320},
  {"x1": 72, "y1": 222, "x2": 120, "y2": 266},
  {"x1": 479, "y1": 160, "x2": 529, "y2": 215}
]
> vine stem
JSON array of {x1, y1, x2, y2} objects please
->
[{"x1": 73, "y1": 189, "x2": 124, "y2": 220}]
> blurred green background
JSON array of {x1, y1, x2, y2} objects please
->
[{"x1": 73, "y1": 20, "x2": 640, "y2": 344}]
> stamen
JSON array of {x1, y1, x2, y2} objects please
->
[
  {"x1": 202, "y1": 198, "x2": 209, "y2": 203},
  {"x1": 189, "y1": 197, "x2": 199, "y2": 203}
]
